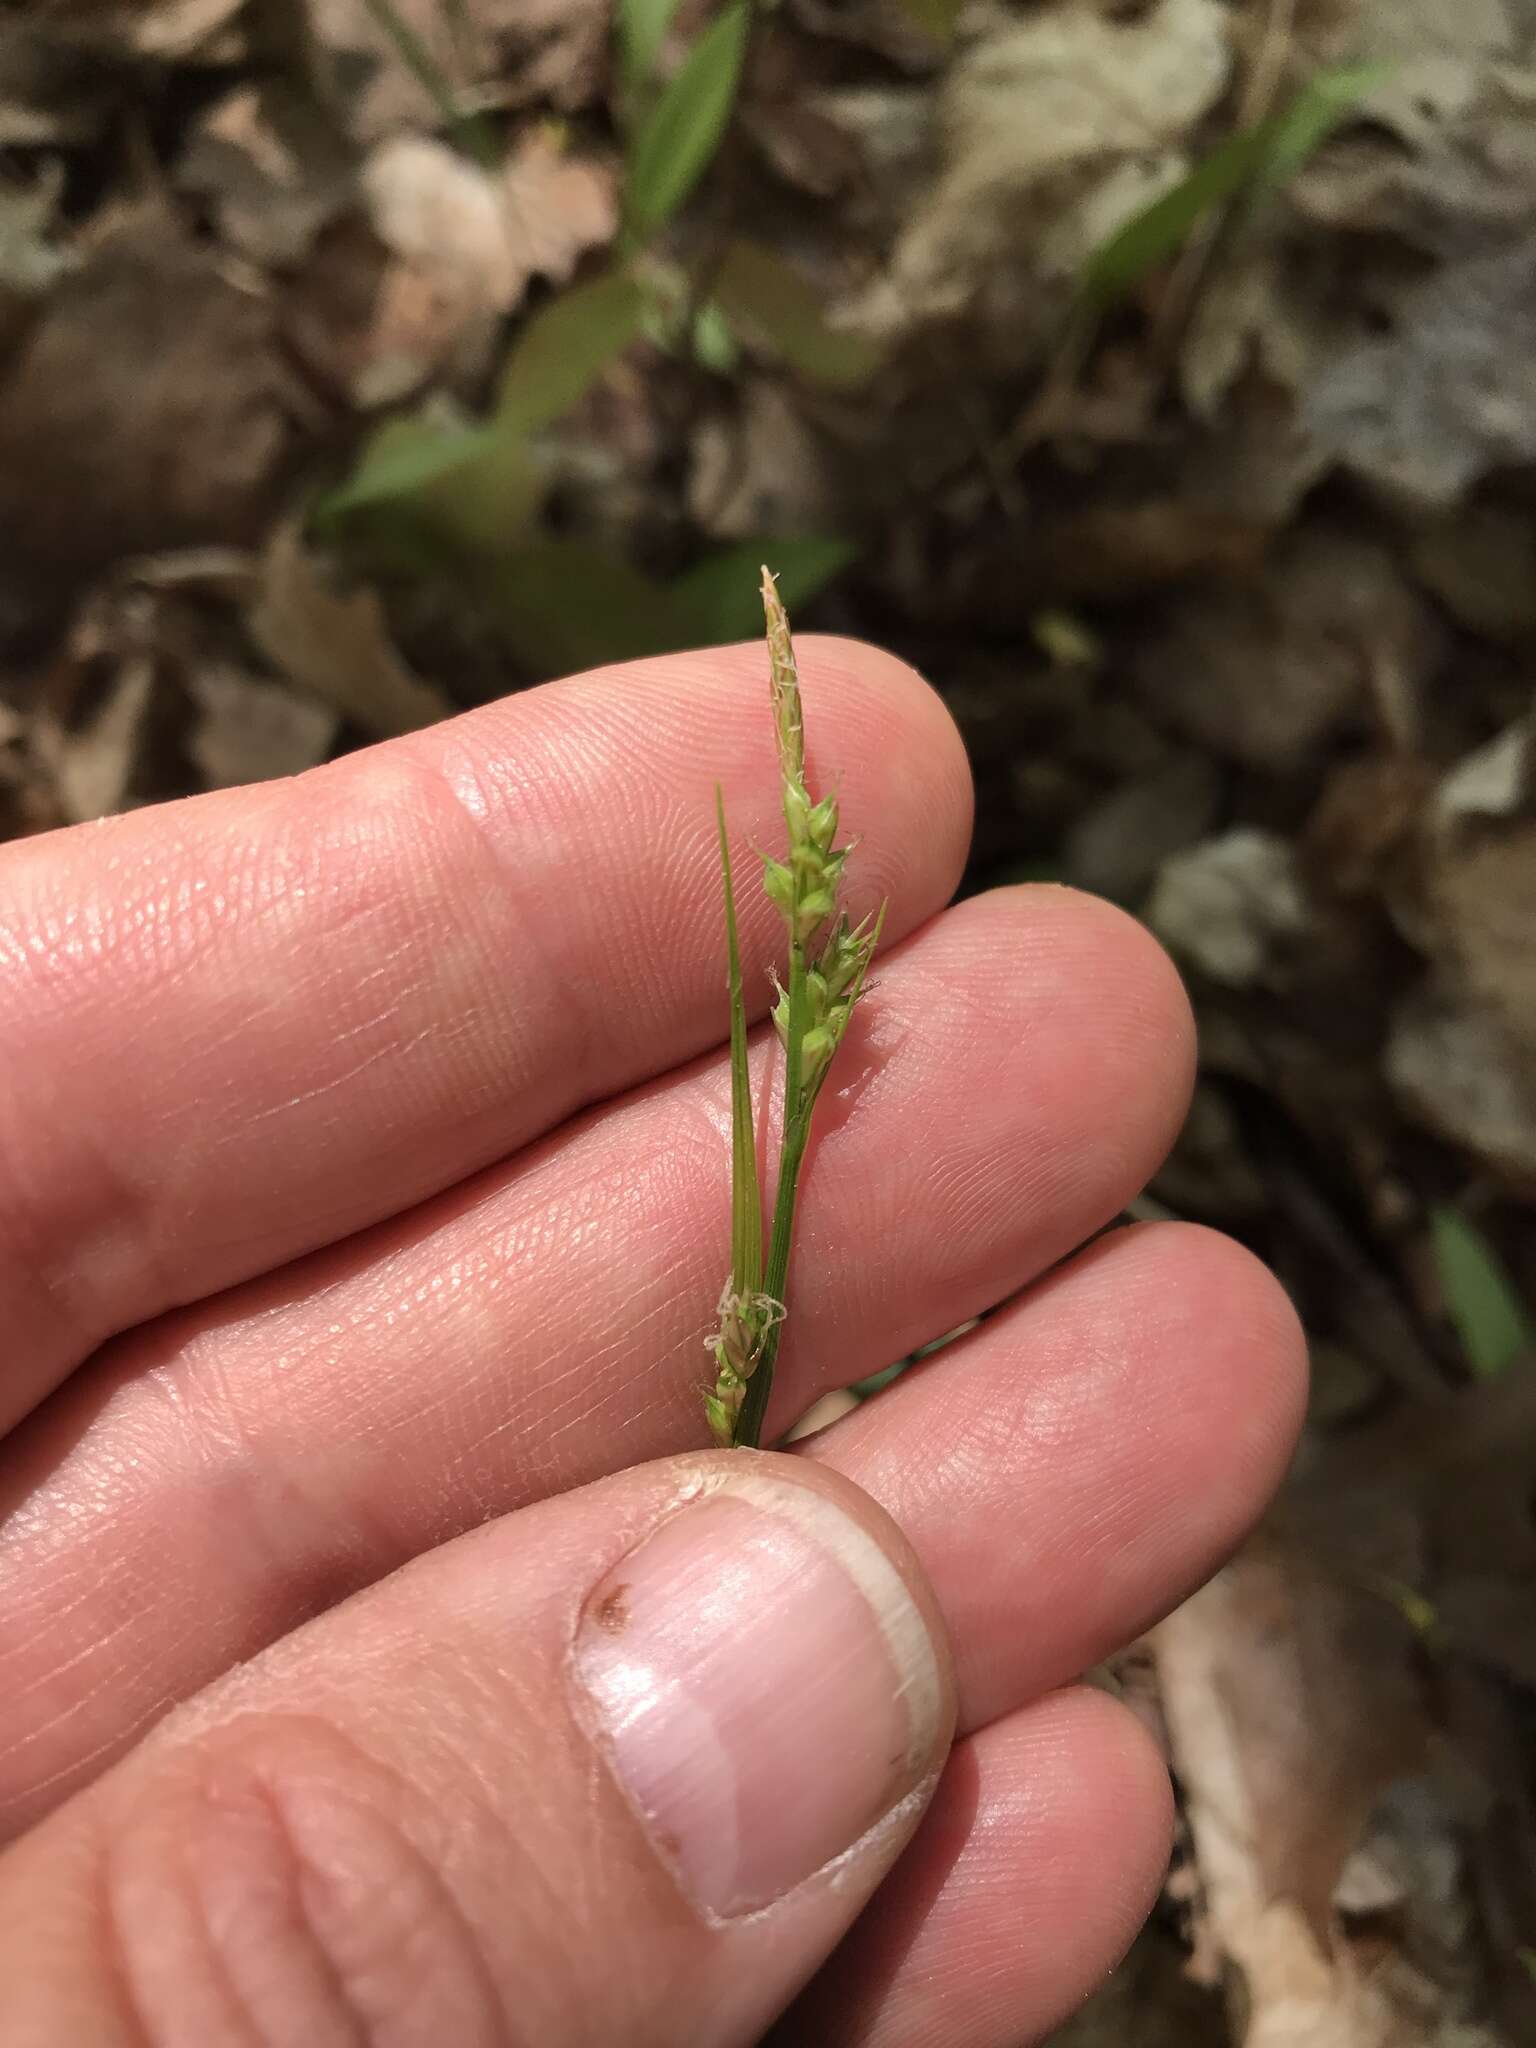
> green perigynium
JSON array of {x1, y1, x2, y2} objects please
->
[{"x1": 705, "y1": 569, "x2": 883, "y2": 1450}]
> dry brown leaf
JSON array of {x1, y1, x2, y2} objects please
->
[
  {"x1": 689, "y1": 380, "x2": 837, "y2": 540},
  {"x1": 865, "y1": 0, "x2": 1232, "y2": 338},
  {"x1": 0, "y1": 212, "x2": 299, "y2": 590},
  {"x1": 1303, "y1": 244, "x2": 1536, "y2": 511},
  {"x1": 1147, "y1": 828, "x2": 1311, "y2": 988},
  {"x1": 1128, "y1": 527, "x2": 1439, "y2": 771},
  {"x1": 344, "y1": 127, "x2": 617, "y2": 403},
  {"x1": 188, "y1": 664, "x2": 339, "y2": 789},
  {"x1": 310, "y1": 0, "x2": 608, "y2": 140},
  {"x1": 1420, "y1": 721, "x2": 1536, "y2": 1065},
  {"x1": 179, "y1": 81, "x2": 358, "y2": 267},
  {"x1": 1410, "y1": 502, "x2": 1536, "y2": 642},
  {"x1": 1389, "y1": 985, "x2": 1536, "y2": 1187},
  {"x1": 499, "y1": 126, "x2": 617, "y2": 292},
  {"x1": 250, "y1": 526, "x2": 452, "y2": 740},
  {"x1": 21, "y1": 0, "x2": 245, "y2": 62},
  {"x1": 0, "y1": 17, "x2": 113, "y2": 147},
  {"x1": 1155, "y1": 1534, "x2": 1434, "y2": 2047}
]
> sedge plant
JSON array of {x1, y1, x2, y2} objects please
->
[{"x1": 705, "y1": 569, "x2": 883, "y2": 1449}]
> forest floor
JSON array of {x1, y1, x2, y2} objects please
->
[{"x1": 2, "y1": 2, "x2": 1535, "y2": 2041}]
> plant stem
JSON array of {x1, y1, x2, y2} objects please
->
[{"x1": 734, "y1": 944, "x2": 811, "y2": 1448}]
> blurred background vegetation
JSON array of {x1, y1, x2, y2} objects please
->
[{"x1": 2, "y1": 0, "x2": 1534, "y2": 2039}]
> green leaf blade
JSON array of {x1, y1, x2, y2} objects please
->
[
  {"x1": 1430, "y1": 1207, "x2": 1535, "y2": 1381},
  {"x1": 313, "y1": 416, "x2": 502, "y2": 531},
  {"x1": 717, "y1": 788, "x2": 762, "y2": 1296},
  {"x1": 623, "y1": 0, "x2": 750, "y2": 240},
  {"x1": 1079, "y1": 60, "x2": 1381, "y2": 314},
  {"x1": 616, "y1": 0, "x2": 689, "y2": 109},
  {"x1": 714, "y1": 240, "x2": 885, "y2": 390},
  {"x1": 496, "y1": 268, "x2": 648, "y2": 438}
]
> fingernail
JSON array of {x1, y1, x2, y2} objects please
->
[{"x1": 572, "y1": 1463, "x2": 946, "y2": 1920}]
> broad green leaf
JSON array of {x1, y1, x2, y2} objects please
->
[
  {"x1": 624, "y1": 0, "x2": 750, "y2": 239},
  {"x1": 715, "y1": 240, "x2": 885, "y2": 390},
  {"x1": 670, "y1": 535, "x2": 857, "y2": 644},
  {"x1": 497, "y1": 269, "x2": 648, "y2": 436},
  {"x1": 1430, "y1": 1207, "x2": 1535, "y2": 1380},
  {"x1": 488, "y1": 535, "x2": 854, "y2": 678},
  {"x1": 313, "y1": 408, "x2": 547, "y2": 574},
  {"x1": 891, "y1": 0, "x2": 964, "y2": 41},
  {"x1": 489, "y1": 542, "x2": 684, "y2": 674},
  {"x1": 1080, "y1": 61, "x2": 1379, "y2": 313},
  {"x1": 313, "y1": 413, "x2": 502, "y2": 530},
  {"x1": 617, "y1": 0, "x2": 688, "y2": 108},
  {"x1": 717, "y1": 788, "x2": 763, "y2": 1297}
]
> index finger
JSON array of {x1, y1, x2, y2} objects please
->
[{"x1": 0, "y1": 636, "x2": 971, "y2": 1429}]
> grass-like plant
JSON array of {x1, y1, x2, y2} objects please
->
[{"x1": 705, "y1": 571, "x2": 883, "y2": 1448}]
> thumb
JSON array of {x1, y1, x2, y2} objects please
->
[{"x1": 0, "y1": 1450, "x2": 955, "y2": 2048}]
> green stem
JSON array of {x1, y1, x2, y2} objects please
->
[{"x1": 735, "y1": 943, "x2": 811, "y2": 1448}]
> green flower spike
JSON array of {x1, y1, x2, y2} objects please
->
[{"x1": 705, "y1": 569, "x2": 885, "y2": 1450}]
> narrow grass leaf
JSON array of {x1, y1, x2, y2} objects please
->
[
  {"x1": 497, "y1": 269, "x2": 648, "y2": 437},
  {"x1": 1244, "y1": 62, "x2": 1385, "y2": 209},
  {"x1": 717, "y1": 788, "x2": 762, "y2": 1294},
  {"x1": 714, "y1": 239, "x2": 885, "y2": 390},
  {"x1": 358, "y1": 0, "x2": 494, "y2": 163},
  {"x1": 624, "y1": 0, "x2": 750, "y2": 239},
  {"x1": 1080, "y1": 61, "x2": 1379, "y2": 314},
  {"x1": 1430, "y1": 1206, "x2": 1535, "y2": 1380}
]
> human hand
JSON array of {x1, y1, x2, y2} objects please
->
[{"x1": 0, "y1": 640, "x2": 1304, "y2": 2045}]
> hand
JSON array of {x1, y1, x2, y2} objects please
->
[{"x1": 0, "y1": 639, "x2": 1303, "y2": 2046}]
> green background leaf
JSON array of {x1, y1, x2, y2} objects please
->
[
  {"x1": 496, "y1": 268, "x2": 648, "y2": 436},
  {"x1": 1430, "y1": 1206, "x2": 1535, "y2": 1380},
  {"x1": 715, "y1": 240, "x2": 885, "y2": 390},
  {"x1": 616, "y1": 0, "x2": 689, "y2": 109},
  {"x1": 1080, "y1": 62, "x2": 1380, "y2": 314},
  {"x1": 624, "y1": 0, "x2": 750, "y2": 239}
]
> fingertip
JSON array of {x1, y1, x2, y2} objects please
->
[
  {"x1": 1111, "y1": 1220, "x2": 1309, "y2": 1516},
  {"x1": 793, "y1": 634, "x2": 974, "y2": 919},
  {"x1": 911, "y1": 883, "x2": 1196, "y2": 1194},
  {"x1": 1048, "y1": 1684, "x2": 1176, "y2": 1927}
]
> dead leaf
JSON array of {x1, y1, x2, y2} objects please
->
[
  {"x1": 0, "y1": 212, "x2": 300, "y2": 590},
  {"x1": 1423, "y1": 723, "x2": 1536, "y2": 1066},
  {"x1": 1389, "y1": 985, "x2": 1536, "y2": 1188},
  {"x1": 689, "y1": 380, "x2": 837, "y2": 539},
  {"x1": 178, "y1": 81, "x2": 358, "y2": 268},
  {"x1": 22, "y1": 0, "x2": 245, "y2": 63},
  {"x1": 499, "y1": 125, "x2": 618, "y2": 292},
  {"x1": 1130, "y1": 527, "x2": 1437, "y2": 770},
  {"x1": 188, "y1": 664, "x2": 339, "y2": 789},
  {"x1": 1303, "y1": 243, "x2": 1536, "y2": 510},
  {"x1": 310, "y1": 0, "x2": 608, "y2": 141},
  {"x1": 1062, "y1": 753, "x2": 1222, "y2": 903},
  {"x1": 250, "y1": 525, "x2": 452, "y2": 740},
  {"x1": 342, "y1": 128, "x2": 617, "y2": 405},
  {"x1": 1147, "y1": 828, "x2": 1311, "y2": 987},
  {"x1": 0, "y1": 17, "x2": 115, "y2": 147},
  {"x1": 861, "y1": 0, "x2": 1233, "y2": 339},
  {"x1": 1410, "y1": 501, "x2": 1536, "y2": 642},
  {"x1": 1155, "y1": 1534, "x2": 1434, "y2": 2047}
]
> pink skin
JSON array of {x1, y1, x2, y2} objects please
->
[{"x1": 0, "y1": 638, "x2": 1306, "y2": 2044}]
